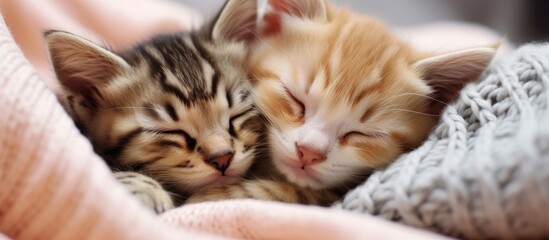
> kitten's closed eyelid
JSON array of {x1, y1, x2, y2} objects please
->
[
  {"x1": 343, "y1": 131, "x2": 386, "y2": 140},
  {"x1": 144, "y1": 128, "x2": 197, "y2": 150},
  {"x1": 284, "y1": 87, "x2": 305, "y2": 115}
]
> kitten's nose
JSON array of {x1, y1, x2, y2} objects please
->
[
  {"x1": 205, "y1": 150, "x2": 234, "y2": 175},
  {"x1": 296, "y1": 144, "x2": 325, "y2": 167},
  {"x1": 199, "y1": 132, "x2": 234, "y2": 175}
]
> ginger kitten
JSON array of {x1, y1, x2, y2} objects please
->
[{"x1": 187, "y1": 0, "x2": 496, "y2": 206}]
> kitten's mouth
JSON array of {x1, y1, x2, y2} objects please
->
[
  {"x1": 294, "y1": 166, "x2": 316, "y2": 177},
  {"x1": 212, "y1": 176, "x2": 233, "y2": 185},
  {"x1": 282, "y1": 160, "x2": 322, "y2": 182}
]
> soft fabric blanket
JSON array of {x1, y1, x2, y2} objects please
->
[
  {"x1": 0, "y1": 12, "x2": 447, "y2": 240},
  {"x1": 336, "y1": 44, "x2": 549, "y2": 239}
]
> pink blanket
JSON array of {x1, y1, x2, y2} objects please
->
[{"x1": 0, "y1": 13, "x2": 448, "y2": 240}]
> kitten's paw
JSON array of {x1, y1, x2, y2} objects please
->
[{"x1": 114, "y1": 172, "x2": 175, "y2": 213}]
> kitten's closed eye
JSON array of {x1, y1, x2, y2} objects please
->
[
  {"x1": 144, "y1": 129, "x2": 197, "y2": 150},
  {"x1": 343, "y1": 131, "x2": 387, "y2": 141},
  {"x1": 284, "y1": 87, "x2": 305, "y2": 117}
]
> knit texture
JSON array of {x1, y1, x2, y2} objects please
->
[{"x1": 335, "y1": 44, "x2": 549, "y2": 239}]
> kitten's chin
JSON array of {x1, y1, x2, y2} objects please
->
[
  {"x1": 193, "y1": 171, "x2": 240, "y2": 191},
  {"x1": 209, "y1": 175, "x2": 238, "y2": 188},
  {"x1": 202, "y1": 174, "x2": 239, "y2": 189}
]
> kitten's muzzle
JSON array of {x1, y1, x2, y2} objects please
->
[{"x1": 198, "y1": 132, "x2": 235, "y2": 175}]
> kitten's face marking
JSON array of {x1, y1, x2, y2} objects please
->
[
  {"x1": 249, "y1": 0, "x2": 495, "y2": 189},
  {"x1": 106, "y1": 42, "x2": 258, "y2": 192},
  {"x1": 45, "y1": 0, "x2": 262, "y2": 194}
]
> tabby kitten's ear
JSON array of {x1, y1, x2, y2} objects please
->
[
  {"x1": 414, "y1": 46, "x2": 497, "y2": 114},
  {"x1": 44, "y1": 30, "x2": 129, "y2": 110},
  {"x1": 210, "y1": 0, "x2": 258, "y2": 42}
]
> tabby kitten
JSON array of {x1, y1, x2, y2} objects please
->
[
  {"x1": 186, "y1": 0, "x2": 496, "y2": 206},
  {"x1": 45, "y1": 0, "x2": 263, "y2": 213}
]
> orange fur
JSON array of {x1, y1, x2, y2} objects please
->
[
  {"x1": 248, "y1": 0, "x2": 495, "y2": 190},
  {"x1": 251, "y1": 7, "x2": 432, "y2": 168}
]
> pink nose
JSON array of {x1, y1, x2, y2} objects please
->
[
  {"x1": 296, "y1": 145, "x2": 325, "y2": 166},
  {"x1": 205, "y1": 150, "x2": 234, "y2": 175}
]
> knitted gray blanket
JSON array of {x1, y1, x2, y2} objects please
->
[{"x1": 335, "y1": 44, "x2": 549, "y2": 239}]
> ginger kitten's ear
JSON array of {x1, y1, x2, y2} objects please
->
[
  {"x1": 413, "y1": 46, "x2": 497, "y2": 114},
  {"x1": 260, "y1": 0, "x2": 328, "y2": 35},
  {"x1": 44, "y1": 30, "x2": 129, "y2": 109},
  {"x1": 210, "y1": 0, "x2": 258, "y2": 42},
  {"x1": 266, "y1": 0, "x2": 328, "y2": 20}
]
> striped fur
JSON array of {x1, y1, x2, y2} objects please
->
[
  {"x1": 187, "y1": 179, "x2": 340, "y2": 206},
  {"x1": 186, "y1": 0, "x2": 496, "y2": 206},
  {"x1": 45, "y1": 0, "x2": 264, "y2": 212}
]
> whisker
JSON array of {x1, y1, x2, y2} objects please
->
[
  {"x1": 402, "y1": 93, "x2": 448, "y2": 106},
  {"x1": 378, "y1": 108, "x2": 440, "y2": 117},
  {"x1": 246, "y1": 28, "x2": 277, "y2": 53},
  {"x1": 381, "y1": 93, "x2": 446, "y2": 106},
  {"x1": 249, "y1": 99, "x2": 275, "y2": 127}
]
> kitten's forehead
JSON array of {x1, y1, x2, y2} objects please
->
[
  {"x1": 311, "y1": 18, "x2": 417, "y2": 101},
  {"x1": 102, "y1": 32, "x2": 253, "y2": 135},
  {"x1": 250, "y1": 9, "x2": 434, "y2": 135},
  {"x1": 256, "y1": 14, "x2": 426, "y2": 104},
  {"x1": 115, "y1": 33, "x2": 248, "y2": 107}
]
